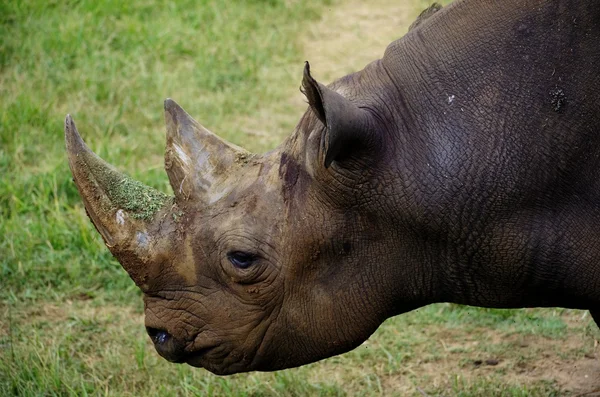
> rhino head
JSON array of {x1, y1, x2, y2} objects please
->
[{"x1": 66, "y1": 63, "x2": 430, "y2": 374}]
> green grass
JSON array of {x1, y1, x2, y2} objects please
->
[
  {"x1": 1, "y1": 0, "x2": 599, "y2": 395},
  {"x1": 3, "y1": 300, "x2": 596, "y2": 396}
]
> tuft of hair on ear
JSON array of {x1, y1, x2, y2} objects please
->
[{"x1": 301, "y1": 61, "x2": 327, "y2": 124}]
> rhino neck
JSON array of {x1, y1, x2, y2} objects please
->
[
  {"x1": 294, "y1": 215, "x2": 443, "y2": 369},
  {"x1": 432, "y1": 208, "x2": 600, "y2": 311}
]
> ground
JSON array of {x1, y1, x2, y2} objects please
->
[{"x1": 2, "y1": 0, "x2": 599, "y2": 395}]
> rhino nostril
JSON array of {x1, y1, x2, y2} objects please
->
[
  {"x1": 145, "y1": 327, "x2": 189, "y2": 363},
  {"x1": 146, "y1": 327, "x2": 170, "y2": 344}
]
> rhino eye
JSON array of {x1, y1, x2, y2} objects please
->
[{"x1": 227, "y1": 251, "x2": 257, "y2": 269}]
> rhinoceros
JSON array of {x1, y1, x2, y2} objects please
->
[{"x1": 65, "y1": 0, "x2": 600, "y2": 375}]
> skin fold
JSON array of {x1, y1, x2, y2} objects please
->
[{"x1": 66, "y1": 0, "x2": 600, "y2": 375}]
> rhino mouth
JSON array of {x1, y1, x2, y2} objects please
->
[
  {"x1": 183, "y1": 345, "x2": 220, "y2": 364},
  {"x1": 184, "y1": 346, "x2": 219, "y2": 365},
  {"x1": 184, "y1": 345, "x2": 241, "y2": 375},
  {"x1": 183, "y1": 339, "x2": 263, "y2": 375}
]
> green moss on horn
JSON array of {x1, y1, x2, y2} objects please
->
[
  {"x1": 84, "y1": 155, "x2": 171, "y2": 221},
  {"x1": 104, "y1": 174, "x2": 170, "y2": 221}
]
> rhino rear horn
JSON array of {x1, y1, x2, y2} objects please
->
[
  {"x1": 65, "y1": 115, "x2": 172, "y2": 289},
  {"x1": 164, "y1": 99, "x2": 247, "y2": 203},
  {"x1": 302, "y1": 62, "x2": 377, "y2": 168}
]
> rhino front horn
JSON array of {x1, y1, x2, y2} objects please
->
[
  {"x1": 65, "y1": 115, "x2": 172, "y2": 289},
  {"x1": 164, "y1": 98, "x2": 247, "y2": 203}
]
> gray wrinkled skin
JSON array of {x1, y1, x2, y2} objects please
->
[{"x1": 66, "y1": 0, "x2": 600, "y2": 375}]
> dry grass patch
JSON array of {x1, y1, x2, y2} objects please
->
[
  {"x1": 301, "y1": 0, "x2": 424, "y2": 82},
  {"x1": 372, "y1": 309, "x2": 600, "y2": 395}
]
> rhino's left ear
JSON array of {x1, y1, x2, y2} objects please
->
[{"x1": 302, "y1": 62, "x2": 377, "y2": 168}]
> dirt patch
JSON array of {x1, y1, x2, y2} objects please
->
[
  {"x1": 377, "y1": 318, "x2": 600, "y2": 395},
  {"x1": 472, "y1": 333, "x2": 600, "y2": 395},
  {"x1": 288, "y1": 0, "x2": 426, "y2": 126},
  {"x1": 301, "y1": 0, "x2": 423, "y2": 83},
  {"x1": 303, "y1": 308, "x2": 600, "y2": 395}
]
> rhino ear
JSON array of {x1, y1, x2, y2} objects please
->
[{"x1": 302, "y1": 62, "x2": 375, "y2": 168}]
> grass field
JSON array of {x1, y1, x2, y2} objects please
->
[{"x1": 1, "y1": 0, "x2": 599, "y2": 395}]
